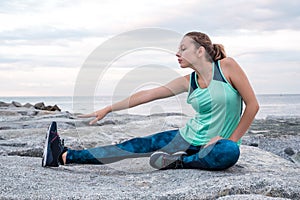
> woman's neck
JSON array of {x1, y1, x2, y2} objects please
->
[
  {"x1": 190, "y1": 60, "x2": 213, "y2": 89},
  {"x1": 193, "y1": 60, "x2": 212, "y2": 79}
]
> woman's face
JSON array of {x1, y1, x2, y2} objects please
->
[{"x1": 176, "y1": 36, "x2": 199, "y2": 69}]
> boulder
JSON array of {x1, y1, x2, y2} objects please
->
[
  {"x1": 0, "y1": 101, "x2": 10, "y2": 107},
  {"x1": 23, "y1": 103, "x2": 33, "y2": 108},
  {"x1": 284, "y1": 147, "x2": 295, "y2": 156},
  {"x1": 11, "y1": 101, "x2": 22, "y2": 107},
  {"x1": 33, "y1": 102, "x2": 61, "y2": 112},
  {"x1": 34, "y1": 102, "x2": 45, "y2": 110},
  {"x1": 44, "y1": 104, "x2": 61, "y2": 112},
  {"x1": 51, "y1": 104, "x2": 61, "y2": 112}
]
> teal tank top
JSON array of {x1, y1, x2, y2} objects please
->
[{"x1": 179, "y1": 60, "x2": 242, "y2": 146}]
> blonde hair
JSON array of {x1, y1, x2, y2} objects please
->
[{"x1": 185, "y1": 32, "x2": 226, "y2": 62}]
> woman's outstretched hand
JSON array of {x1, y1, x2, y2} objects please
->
[{"x1": 78, "y1": 106, "x2": 111, "y2": 125}]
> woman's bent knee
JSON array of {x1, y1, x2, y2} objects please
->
[
  {"x1": 214, "y1": 139, "x2": 240, "y2": 169},
  {"x1": 200, "y1": 139, "x2": 240, "y2": 170}
]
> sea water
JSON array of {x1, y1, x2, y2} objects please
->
[{"x1": 1, "y1": 94, "x2": 300, "y2": 119}]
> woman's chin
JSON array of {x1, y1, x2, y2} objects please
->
[{"x1": 179, "y1": 64, "x2": 188, "y2": 69}]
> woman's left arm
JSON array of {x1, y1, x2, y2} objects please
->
[{"x1": 225, "y1": 57, "x2": 260, "y2": 142}]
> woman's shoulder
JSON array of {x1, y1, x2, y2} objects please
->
[
  {"x1": 219, "y1": 57, "x2": 242, "y2": 84},
  {"x1": 220, "y1": 57, "x2": 241, "y2": 73},
  {"x1": 220, "y1": 57, "x2": 238, "y2": 67}
]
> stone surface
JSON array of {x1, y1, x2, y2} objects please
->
[
  {"x1": 0, "y1": 104, "x2": 299, "y2": 199},
  {"x1": 0, "y1": 146, "x2": 299, "y2": 199},
  {"x1": 218, "y1": 194, "x2": 290, "y2": 200}
]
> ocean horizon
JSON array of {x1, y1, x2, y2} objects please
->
[{"x1": 1, "y1": 94, "x2": 300, "y2": 119}]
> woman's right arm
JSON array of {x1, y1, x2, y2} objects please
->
[{"x1": 80, "y1": 75, "x2": 189, "y2": 124}]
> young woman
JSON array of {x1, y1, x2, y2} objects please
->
[{"x1": 42, "y1": 31, "x2": 259, "y2": 170}]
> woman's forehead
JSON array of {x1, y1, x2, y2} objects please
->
[{"x1": 179, "y1": 36, "x2": 194, "y2": 46}]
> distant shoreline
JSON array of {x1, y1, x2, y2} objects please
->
[{"x1": 1, "y1": 93, "x2": 300, "y2": 119}]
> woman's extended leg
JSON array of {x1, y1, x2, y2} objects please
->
[
  {"x1": 182, "y1": 139, "x2": 240, "y2": 170},
  {"x1": 65, "y1": 129, "x2": 191, "y2": 164}
]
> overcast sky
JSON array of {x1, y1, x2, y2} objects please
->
[{"x1": 0, "y1": 0, "x2": 299, "y2": 96}]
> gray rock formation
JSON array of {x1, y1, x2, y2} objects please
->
[
  {"x1": 0, "y1": 103, "x2": 299, "y2": 199},
  {"x1": 0, "y1": 146, "x2": 299, "y2": 199}
]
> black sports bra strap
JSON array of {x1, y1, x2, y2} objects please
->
[
  {"x1": 189, "y1": 71, "x2": 197, "y2": 96},
  {"x1": 213, "y1": 61, "x2": 226, "y2": 83}
]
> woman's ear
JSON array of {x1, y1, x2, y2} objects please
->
[{"x1": 197, "y1": 46, "x2": 205, "y2": 57}]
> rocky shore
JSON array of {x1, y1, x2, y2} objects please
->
[{"x1": 0, "y1": 101, "x2": 299, "y2": 199}]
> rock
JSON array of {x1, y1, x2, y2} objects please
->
[
  {"x1": 218, "y1": 194, "x2": 290, "y2": 200},
  {"x1": 44, "y1": 105, "x2": 53, "y2": 111},
  {"x1": 33, "y1": 102, "x2": 61, "y2": 112},
  {"x1": 49, "y1": 104, "x2": 61, "y2": 112},
  {"x1": 0, "y1": 146, "x2": 299, "y2": 199},
  {"x1": 0, "y1": 110, "x2": 20, "y2": 116},
  {"x1": 284, "y1": 147, "x2": 295, "y2": 156},
  {"x1": 34, "y1": 102, "x2": 45, "y2": 110},
  {"x1": 11, "y1": 101, "x2": 22, "y2": 107},
  {"x1": 23, "y1": 103, "x2": 33, "y2": 108},
  {"x1": 0, "y1": 101, "x2": 10, "y2": 107},
  {"x1": 249, "y1": 143, "x2": 259, "y2": 147},
  {"x1": 0, "y1": 107, "x2": 299, "y2": 199}
]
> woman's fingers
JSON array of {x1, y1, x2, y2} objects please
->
[
  {"x1": 204, "y1": 136, "x2": 223, "y2": 148},
  {"x1": 77, "y1": 111, "x2": 105, "y2": 125},
  {"x1": 89, "y1": 117, "x2": 99, "y2": 125},
  {"x1": 77, "y1": 112, "x2": 99, "y2": 125},
  {"x1": 78, "y1": 112, "x2": 96, "y2": 118}
]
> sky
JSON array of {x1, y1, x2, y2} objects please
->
[{"x1": 0, "y1": 0, "x2": 300, "y2": 97}]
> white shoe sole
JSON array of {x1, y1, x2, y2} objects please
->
[{"x1": 42, "y1": 123, "x2": 53, "y2": 167}]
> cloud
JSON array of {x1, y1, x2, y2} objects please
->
[
  {"x1": 0, "y1": 27, "x2": 91, "y2": 41},
  {"x1": 0, "y1": 0, "x2": 300, "y2": 96},
  {"x1": 0, "y1": 65, "x2": 78, "y2": 96},
  {"x1": 159, "y1": 0, "x2": 300, "y2": 33}
]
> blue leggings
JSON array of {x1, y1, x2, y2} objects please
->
[{"x1": 66, "y1": 129, "x2": 240, "y2": 170}]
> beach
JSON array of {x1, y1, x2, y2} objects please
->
[{"x1": 0, "y1": 101, "x2": 299, "y2": 199}]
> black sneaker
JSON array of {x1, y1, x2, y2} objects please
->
[
  {"x1": 42, "y1": 121, "x2": 65, "y2": 167},
  {"x1": 149, "y1": 151, "x2": 187, "y2": 170}
]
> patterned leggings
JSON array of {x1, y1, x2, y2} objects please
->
[{"x1": 66, "y1": 129, "x2": 240, "y2": 170}]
